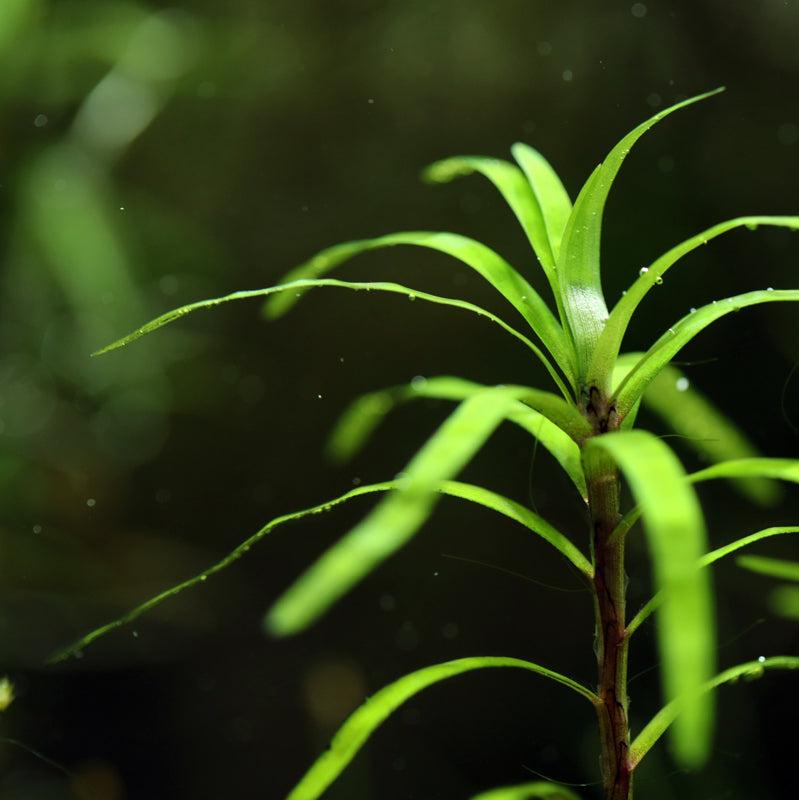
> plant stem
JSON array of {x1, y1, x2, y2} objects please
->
[{"x1": 584, "y1": 392, "x2": 632, "y2": 800}]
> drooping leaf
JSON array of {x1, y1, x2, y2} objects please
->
[
  {"x1": 260, "y1": 231, "x2": 575, "y2": 387},
  {"x1": 327, "y1": 375, "x2": 586, "y2": 499},
  {"x1": 589, "y1": 216, "x2": 799, "y2": 387},
  {"x1": 285, "y1": 656, "x2": 597, "y2": 800},
  {"x1": 266, "y1": 387, "x2": 590, "y2": 636},
  {"x1": 558, "y1": 88, "x2": 724, "y2": 381},
  {"x1": 631, "y1": 363, "x2": 779, "y2": 504},
  {"x1": 93, "y1": 277, "x2": 569, "y2": 394},
  {"x1": 612, "y1": 457, "x2": 799, "y2": 546},
  {"x1": 627, "y1": 527, "x2": 799, "y2": 635},
  {"x1": 737, "y1": 555, "x2": 799, "y2": 582},
  {"x1": 470, "y1": 780, "x2": 580, "y2": 800},
  {"x1": 613, "y1": 290, "x2": 799, "y2": 418},
  {"x1": 629, "y1": 656, "x2": 799, "y2": 768},
  {"x1": 422, "y1": 158, "x2": 557, "y2": 282},
  {"x1": 584, "y1": 430, "x2": 715, "y2": 768},
  {"x1": 50, "y1": 477, "x2": 591, "y2": 663},
  {"x1": 511, "y1": 143, "x2": 573, "y2": 261}
]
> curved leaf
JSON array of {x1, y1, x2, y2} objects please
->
[
  {"x1": 286, "y1": 656, "x2": 597, "y2": 800},
  {"x1": 260, "y1": 231, "x2": 574, "y2": 387},
  {"x1": 93, "y1": 278, "x2": 568, "y2": 394},
  {"x1": 629, "y1": 656, "x2": 799, "y2": 768},
  {"x1": 50, "y1": 477, "x2": 590, "y2": 663},
  {"x1": 267, "y1": 387, "x2": 588, "y2": 636},
  {"x1": 633, "y1": 363, "x2": 779, "y2": 504},
  {"x1": 613, "y1": 289, "x2": 799, "y2": 418},
  {"x1": 627, "y1": 527, "x2": 799, "y2": 635},
  {"x1": 327, "y1": 375, "x2": 586, "y2": 499},
  {"x1": 471, "y1": 781, "x2": 580, "y2": 800},
  {"x1": 584, "y1": 430, "x2": 714, "y2": 768},
  {"x1": 737, "y1": 555, "x2": 799, "y2": 582},
  {"x1": 589, "y1": 216, "x2": 799, "y2": 386},
  {"x1": 511, "y1": 143, "x2": 572, "y2": 261},
  {"x1": 612, "y1": 457, "x2": 799, "y2": 546},
  {"x1": 558, "y1": 88, "x2": 724, "y2": 381},
  {"x1": 690, "y1": 457, "x2": 799, "y2": 486},
  {"x1": 422, "y1": 158, "x2": 557, "y2": 280}
]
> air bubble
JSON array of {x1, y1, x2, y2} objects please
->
[
  {"x1": 689, "y1": 307, "x2": 697, "y2": 314},
  {"x1": 654, "y1": 276, "x2": 664, "y2": 285},
  {"x1": 676, "y1": 377, "x2": 690, "y2": 392},
  {"x1": 766, "y1": 286, "x2": 774, "y2": 291},
  {"x1": 639, "y1": 267, "x2": 649, "y2": 276}
]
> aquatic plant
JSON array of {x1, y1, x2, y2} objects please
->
[{"x1": 56, "y1": 88, "x2": 799, "y2": 800}]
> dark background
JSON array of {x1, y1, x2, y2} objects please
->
[{"x1": 0, "y1": 1, "x2": 798, "y2": 798}]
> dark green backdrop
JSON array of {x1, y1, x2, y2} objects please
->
[{"x1": 0, "y1": 1, "x2": 797, "y2": 798}]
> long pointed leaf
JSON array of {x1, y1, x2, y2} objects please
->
[
  {"x1": 613, "y1": 290, "x2": 799, "y2": 418},
  {"x1": 50, "y1": 477, "x2": 591, "y2": 663},
  {"x1": 286, "y1": 656, "x2": 597, "y2": 800},
  {"x1": 589, "y1": 216, "x2": 799, "y2": 385},
  {"x1": 471, "y1": 781, "x2": 580, "y2": 800},
  {"x1": 327, "y1": 375, "x2": 586, "y2": 499},
  {"x1": 260, "y1": 231, "x2": 574, "y2": 386},
  {"x1": 627, "y1": 527, "x2": 799, "y2": 635},
  {"x1": 584, "y1": 430, "x2": 714, "y2": 768},
  {"x1": 558, "y1": 88, "x2": 724, "y2": 381},
  {"x1": 93, "y1": 277, "x2": 569, "y2": 395},
  {"x1": 511, "y1": 143, "x2": 573, "y2": 261},
  {"x1": 629, "y1": 656, "x2": 799, "y2": 768},
  {"x1": 266, "y1": 387, "x2": 587, "y2": 636},
  {"x1": 422, "y1": 159, "x2": 557, "y2": 279}
]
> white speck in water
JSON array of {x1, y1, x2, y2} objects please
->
[
  {"x1": 562, "y1": 69, "x2": 573, "y2": 82},
  {"x1": 86, "y1": 498, "x2": 96, "y2": 508},
  {"x1": 339, "y1": 357, "x2": 344, "y2": 363},
  {"x1": 433, "y1": 571, "x2": 439, "y2": 577},
  {"x1": 317, "y1": 394, "x2": 323, "y2": 399},
  {"x1": 34, "y1": 113, "x2": 48, "y2": 127},
  {"x1": 676, "y1": 377, "x2": 690, "y2": 392},
  {"x1": 132, "y1": 630, "x2": 139, "y2": 638},
  {"x1": 367, "y1": 98, "x2": 374, "y2": 104},
  {"x1": 758, "y1": 655, "x2": 766, "y2": 663},
  {"x1": 410, "y1": 375, "x2": 427, "y2": 390},
  {"x1": 631, "y1": 3, "x2": 647, "y2": 18},
  {"x1": 32, "y1": 524, "x2": 42, "y2": 534},
  {"x1": 639, "y1": 267, "x2": 649, "y2": 276}
]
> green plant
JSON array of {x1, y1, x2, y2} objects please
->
[{"x1": 54, "y1": 88, "x2": 799, "y2": 800}]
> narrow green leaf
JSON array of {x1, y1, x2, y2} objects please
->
[
  {"x1": 511, "y1": 143, "x2": 573, "y2": 261},
  {"x1": 629, "y1": 656, "x2": 799, "y2": 768},
  {"x1": 49, "y1": 477, "x2": 590, "y2": 663},
  {"x1": 286, "y1": 656, "x2": 597, "y2": 800},
  {"x1": 260, "y1": 231, "x2": 574, "y2": 386},
  {"x1": 327, "y1": 375, "x2": 586, "y2": 499},
  {"x1": 634, "y1": 364, "x2": 779, "y2": 504},
  {"x1": 613, "y1": 290, "x2": 799, "y2": 418},
  {"x1": 558, "y1": 88, "x2": 724, "y2": 381},
  {"x1": 689, "y1": 457, "x2": 799, "y2": 486},
  {"x1": 589, "y1": 216, "x2": 799, "y2": 387},
  {"x1": 584, "y1": 430, "x2": 714, "y2": 768},
  {"x1": 627, "y1": 527, "x2": 799, "y2": 636},
  {"x1": 93, "y1": 277, "x2": 570, "y2": 395},
  {"x1": 422, "y1": 159, "x2": 556, "y2": 278},
  {"x1": 267, "y1": 387, "x2": 587, "y2": 636},
  {"x1": 737, "y1": 555, "x2": 799, "y2": 582},
  {"x1": 471, "y1": 781, "x2": 580, "y2": 800},
  {"x1": 612, "y1": 457, "x2": 799, "y2": 546}
]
